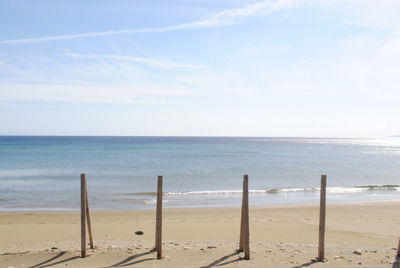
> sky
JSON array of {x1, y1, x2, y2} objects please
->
[{"x1": 0, "y1": 0, "x2": 399, "y2": 137}]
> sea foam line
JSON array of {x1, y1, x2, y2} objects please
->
[{"x1": 128, "y1": 185, "x2": 400, "y2": 196}]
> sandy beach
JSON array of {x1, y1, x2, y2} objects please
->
[{"x1": 1, "y1": 200, "x2": 400, "y2": 268}]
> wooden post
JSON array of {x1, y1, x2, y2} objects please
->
[
  {"x1": 80, "y1": 174, "x2": 87, "y2": 258},
  {"x1": 317, "y1": 174, "x2": 327, "y2": 262},
  {"x1": 239, "y1": 176, "x2": 245, "y2": 252},
  {"x1": 155, "y1": 176, "x2": 163, "y2": 259},
  {"x1": 243, "y1": 175, "x2": 250, "y2": 260},
  {"x1": 239, "y1": 175, "x2": 250, "y2": 259},
  {"x1": 85, "y1": 181, "x2": 94, "y2": 249}
]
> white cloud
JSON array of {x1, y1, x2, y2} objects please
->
[
  {"x1": 0, "y1": 83, "x2": 199, "y2": 103},
  {"x1": 347, "y1": 0, "x2": 400, "y2": 30},
  {"x1": 65, "y1": 52, "x2": 206, "y2": 70},
  {"x1": 0, "y1": 0, "x2": 295, "y2": 44}
]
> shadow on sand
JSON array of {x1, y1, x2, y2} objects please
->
[
  {"x1": 293, "y1": 255, "x2": 400, "y2": 268},
  {"x1": 292, "y1": 260, "x2": 318, "y2": 268},
  {"x1": 106, "y1": 250, "x2": 155, "y2": 267},
  {"x1": 392, "y1": 256, "x2": 400, "y2": 268},
  {"x1": 200, "y1": 251, "x2": 244, "y2": 268},
  {"x1": 28, "y1": 251, "x2": 80, "y2": 268}
]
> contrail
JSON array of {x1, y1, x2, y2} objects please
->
[{"x1": 0, "y1": 0, "x2": 294, "y2": 44}]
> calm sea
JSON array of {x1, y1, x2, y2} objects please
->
[{"x1": 0, "y1": 136, "x2": 399, "y2": 210}]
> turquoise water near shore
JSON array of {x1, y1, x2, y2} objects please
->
[{"x1": 0, "y1": 136, "x2": 400, "y2": 210}]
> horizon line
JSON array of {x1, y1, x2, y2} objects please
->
[{"x1": 0, "y1": 135, "x2": 395, "y2": 139}]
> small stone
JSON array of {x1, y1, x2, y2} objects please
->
[
  {"x1": 358, "y1": 262, "x2": 362, "y2": 265},
  {"x1": 51, "y1": 247, "x2": 58, "y2": 250},
  {"x1": 353, "y1": 250, "x2": 362, "y2": 255},
  {"x1": 183, "y1": 247, "x2": 189, "y2": 250},
  {"x1": 207, "y1": 246, "x2": 217, "y2": 249},
  {"x1": 135, "y1": 231, "x2": 144, "y2": 235},
  {"x1": 111, "y1": 245, "x2": 116, "y2": 249}
]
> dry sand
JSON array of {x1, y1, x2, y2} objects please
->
[{"x1": 1, "y1": 200, "x2": 400, "y2": 267}]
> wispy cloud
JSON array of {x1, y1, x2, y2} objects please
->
[
  {"x1": 0, "y1": 83, "x2": 199, "y2": 103},
  {"x1": 0, "y1": 0, "x2": 295, "y2": 44},
  {"x1": 65, "y1": 52, "x2": 206, "y2": 70}
]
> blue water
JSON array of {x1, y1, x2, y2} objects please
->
[{"x1": 0, "y1": 136, "x2": 400, "y2": 210}]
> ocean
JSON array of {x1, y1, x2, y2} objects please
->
[{"x1": 0, "y1": 136, "x2": 399, "y2": 210}]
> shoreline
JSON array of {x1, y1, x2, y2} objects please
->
[
  {"x1": 1, "y1": 200, "x2": 400, "y2": 267},
  {"x1": 1, "y1": 198, "x2": 400, "y2": 213},
  {"x1": 2, "y1": 183, "x2": 399, "y2": 212}
]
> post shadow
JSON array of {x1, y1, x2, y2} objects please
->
[
  {"x1": 28, "y1": 251, "x2": 79, "y2": 268},
  {"x1": 392, "y1": 256, "x2": 400, "y2": 268},
  {"x1": 292, "y1": 260, "x2": 318, "y2": 268},
  {"x1": 200, "y1": 251, "x2": 242, "y2": 268},
  {"x1": 107, "y1": 250, "x2": 155, "y2": 267}
]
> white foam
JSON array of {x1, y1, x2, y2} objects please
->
[{"x1": 162, "y1": 185, "x2": 400, "y2": 196}]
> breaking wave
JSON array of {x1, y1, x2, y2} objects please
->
[{"x1": 127, "y1": 185, "x2": 400, "y2": 196}]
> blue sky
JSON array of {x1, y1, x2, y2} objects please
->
[{"x1": 0, "y1": 0, "x2": 399, "y2": 136}]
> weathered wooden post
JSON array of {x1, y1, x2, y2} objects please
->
[
  {"x1": 243, "y1": 175, "x2": 250, "y2": 260},
  {"x1": 80, "y1": 174, "x2": 87, "y2": 258},
  {"x1": 317, "y1": 174, "x2": 327, "y2": 262},
  {"x1": 239, "y1": 180, "x2": 245, "y2": 252},
  {"x1": 155, "y1": 176, "x2": 163, "y2": 259},
  {"x1": 85, "y1": 181, "x2": 94, "y2": 249},
  {"x1": 239, "y1": 175, "x2": 250, "y2": 260}
]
